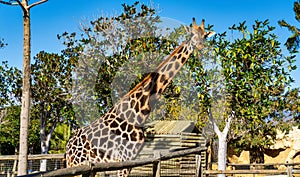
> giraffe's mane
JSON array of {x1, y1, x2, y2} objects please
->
[{"x1": 125, "y1": 42, "x2": 187, "y2": 96}]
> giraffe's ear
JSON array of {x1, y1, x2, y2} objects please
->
[{"x1": 205, "y1": 31, "x2": 216, "y2": 38}]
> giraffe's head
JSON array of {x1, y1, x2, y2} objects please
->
[{"x1": 187, "y1": 18, "x2": 215, "y2": 50}]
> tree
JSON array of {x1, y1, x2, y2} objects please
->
[
  {"x1": 57, "y1": 3, "x2": 217, "y2": 139},
  {"x1": 0, "y1": 106, "x2": 40, "y2": 152},
  {"x1": 0, "y1": 61, "x2": 39, "y2": 173},
  {"x1": 203, "y1": 20, "x2": 299, "y2": 176},
  {"x1": 0, "y1": 0, "x2": 48, "y2": 175},
  {"x1": 31, "y1": 51, "x2": 76, "y2": 171},
  {"x1": 0, "y1": 62, "x2": 23, "y2": 152},
  {"x1": 279, "y1": 0, "x2": 300, "y2": 52},
  {"x1": 0, "y1": 61, "x2": 22, "y2": 107},
  {"x1": 0, "y1": 49, "x2": 76, "y2": 171},
  {"x1": 0, "y1": 43, "x2": 20, "y2": 171},
  {"x1": 66, "y1": 2, "x2": 189, "y2": 125},
  {"x1": 282, "y1": 88, "x2": 300, "y2": 125},
  {"x1": 0, "y1": 107, "x2": 20, "y2": 154}
]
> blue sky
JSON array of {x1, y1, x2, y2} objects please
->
[{"x1": 0, "y1": 0, "x2": 299, "y2": 87}]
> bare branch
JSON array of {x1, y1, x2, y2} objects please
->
[
  {"x1": 0, "y1": 0, "x2": 18, "y2": 5},
  {"x1": 208, "y1": 108, "x2": 221, "y2": 136},
  {"x1": 46, "y1": 120, "x2": 58, "y2": 142},
  {"x1": 14, "y1": 0, "x2": 28, "y2": 14},
  {"x1": 223, "y1": 111, "x2": 234, "y2": 135},
  {"x1": 28, "y1": 0, "x2": 47, "y2": 9}
]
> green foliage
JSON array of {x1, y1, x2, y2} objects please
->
[
  {"x1": 0, "y1": 61, "x2": 22, "y2": 154},
  {"x1": 0, "y1": 61, "x2": 40, "y2": 154},
  {"x1": 31, "y1": 51, "x2": 77, "y2": 124},
  {"x1": 49, "y1": 124, "x2": 71, "y2": 154},
  {"x1": 0, "y1": 45, "x2": 77, "y2": 154},
  {"x1": 287, "y1": 88, "x2": 300, "y2": 124},
  {"x1": 31, "y1": 51, "x2": 77, "y2": 153},
  {"x1": 0, "y1": 61, "x2": 22, "y2": 106},
  {"x1": 278, "y1": 1, "x2": 300, "y2": 52},
  {"x1": 0, "y1": 106, "x2": 40, "y2": 155},
  {"x1": 0, "y1": 106, "x2": 20, "y2": 154},
  {"x1": 210, "y1": 20, "x2": 299, "y2": 159}
]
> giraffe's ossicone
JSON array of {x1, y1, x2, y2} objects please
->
[{"x1": 66, "y1": 18, "x2": 214, "y2": 177}]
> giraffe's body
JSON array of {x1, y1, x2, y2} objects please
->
[{"x1": 66, "y1": 18, "x2": 214, "y2": 176}]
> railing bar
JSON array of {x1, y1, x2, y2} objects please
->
[{"x1": 18, "y1": 147, "x2": 206, "y2": 177}]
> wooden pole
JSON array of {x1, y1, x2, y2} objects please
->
[
  {"x1": 287, "y1": 166, "x2": 293, "y2": 177},
  {"x1": 153, "y1": 151, "x2": 161, "y2": 177},
  {"x1": 18, "y1": 1, "x2": 31, "y2": 174},
  {"x1": 195, "y1": 154, "x2": 202, "y2": 177}
]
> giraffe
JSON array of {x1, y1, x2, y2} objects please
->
[{"x1": 66, "y1": 18, "x2": 215, "y2": 176}]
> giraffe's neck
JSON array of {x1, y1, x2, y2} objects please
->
[{"x1": 116, "y1": 40, "x2": 195, "y2": 126}]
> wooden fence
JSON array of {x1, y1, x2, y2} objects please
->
[
  {"x1": 204, "y1": 162, "x2": 300, "y2": 177},
  {"x1": 134, "y1": 133, "x2": 207, "y2": 176},
  {"x1": 0, "y1": 154, "x2": 64, "y2": 176},
  {"x1": 4, "y1": 149, "x2": 300, "y2": 177},
  {"x1": 0, "y1": 147, "x2": 206, "y2": 177}
]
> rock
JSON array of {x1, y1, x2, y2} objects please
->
[{"x1": 228, "y1": 127, "x2": 300, "y2": 166}]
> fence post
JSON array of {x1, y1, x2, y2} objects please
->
[
  {"x1": 82, "y1": 171, "x2": 96, "y2": 177},
  {"x1": 6, "y1": 169, "x2": 10, "y2": 177},
  {"x1": 82, "y1": 162, "x2": 95, "y2": 177},
  {"x1": 153, "y1": 151, "x2": 161, "y2": 177},
  {"x1": 287, "y1": 165, "x2": 293, "y2": 177},
  {"x1": 196, "y1": 155, "x2": 202, "y2": 177}
]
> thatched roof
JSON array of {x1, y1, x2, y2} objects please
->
[{"x1": 145, "y1": 120, "x2": 201, "y2": 134}]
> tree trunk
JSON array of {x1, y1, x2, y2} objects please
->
[
  {"x1": 250, "y1": 148, "x2": 264, "y2": 170},
  {"x1": 13, "y1": 147, "x2": 18, "y2": 175},
  {"x1": 18, "y1": 2, "x2": 31, "y2": 175},
  {"x1": 40, "y1": 140, "x2": 49, "y2": 171},
  {"x1": 208, "y1": 109, "x2": 233, "y2": 177},
  {"x1": 40, "y1": 117, "x2": 48, "y2": 172},
  {"x1": 207, "y1": 139, "x2": 213, "y2": 170},
  {"x1": 40, "y1": 114, "x2": 56, "y2": 172},
  {"x1": 217, "y1": 135, "x2": 227, "y2": 177}
]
